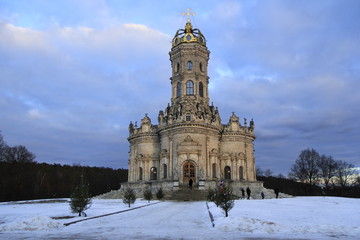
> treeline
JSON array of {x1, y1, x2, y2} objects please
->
[
  {"x1": 0, "y1": 161, "x2": 128, "y2": 202},
  {"x1": 257, "y1": 175, "x2": 360, "y2": 198},
  {"x1": 257, "y1": 148, "x2": 360, "y2": 198},
  {"x1": 0, "y1": 132, "x2": 128, "y2": 202},
  {"x1": 289, "y1": 148, "x2": 358, "y2": 188}
]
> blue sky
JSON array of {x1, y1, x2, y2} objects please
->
[{"x1": 0, "y1": 0, "x2": 359, "y2": 174}]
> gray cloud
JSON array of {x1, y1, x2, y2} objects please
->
[{"x1": 0, "y1": 1, "x2": 359, "y2": 174}]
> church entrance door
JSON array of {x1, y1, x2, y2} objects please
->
[{"x1": 183, "y1": 162, "x2": 196, "y2": 185}]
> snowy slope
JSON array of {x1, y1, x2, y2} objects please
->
[{"x1": 0, "y1": 197, "x2": 359, "y2": 239}]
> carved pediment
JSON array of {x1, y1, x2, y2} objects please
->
[
  {"x1": 177, "y1": 135, "x2": 201, "y2": 155},
  {"x1": 179, "y1": 135, "x2": 201, "y2": 147},
  {"x1": 221, "y1": 152, "x2": 231, "y2": 160}
]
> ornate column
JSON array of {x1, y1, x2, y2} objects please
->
[
  {"x1": 205, "y1": 136, "x2": 209, "y2": 179},
  {"x1": 169, "y1": 136, "x2": 173, "y2": 179}
]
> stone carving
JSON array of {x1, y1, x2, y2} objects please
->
[
  {"x1": 156, "y1": 98, "x2": 221, "y2": 127},
  {"x1": 173, "y1": 167, "x2": 179, "y2": 179},
  {"x1": 249, "y1": 118, "x2": 255, "y2": 131},
  {"x1": 128, "y1": 121, "x2": 134, "y2": 134},
  {"x1": 199, "y1": 168, "x2": 205, "y2": 179}
]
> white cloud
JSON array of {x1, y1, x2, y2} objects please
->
[
  {"x1": 214, "y1": 1, "x2": 242, "y2": 21},
  {"x1": 28, "y1": 109, "x2": 44, "y2": 119}
]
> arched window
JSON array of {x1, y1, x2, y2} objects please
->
[
  {"x1": 186, "y1": 113, "x2": 191, "y2": 121},
  {"x1": 139, "y1": 167, "x2": 143, "y2": 180},
  {"x1": 150, "y1": 167, "x2": 157, "y2": 180},
  {"x1": 186, "y1": 81, "x2": 194, "y2": 95},
  {"x1": 163, "y1": 164, "x2": 167, "y2": 179},
  {"x1": 224, "y1": 166, "x2": 231, "y2": 180},
  {"x1": 176, "y1": 62, "x2": 180, "y2": 73},
  {"x1": 239, "y1": 166, "x2": 244, "y2": 180},
  {"x1": 177, "y1": 82, "x2": 181, "y2": 97},
  {"x1": 199, "y1": 82, "x2": 204, "y2": 97},
  {"x1": 187, "y1": 61, "x2": 193, "y2": 70},
  {"x1": 212, "y1": 163, "x2": 217, "y2": 178}
]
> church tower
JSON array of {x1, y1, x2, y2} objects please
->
[
  {"x1": 170, "y1": 20, "x2": 210, "y2": 106},
  {"x1": 125, "y1": 15, "x2": 261, "y2": 199}
]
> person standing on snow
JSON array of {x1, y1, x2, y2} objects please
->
[
  {"x1": 246, "y1": 187, "x2": 251, "y2": 200},
  {"x1": 241, "y1": 188, "x2": 245, "y2": 199},
  {"x1": 274, "y1": 188, "x2": 280, "y2": 199},
  {"x1": 189, "y1": 179, "x2": 193, "y2": 189}
]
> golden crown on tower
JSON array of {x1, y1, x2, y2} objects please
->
[{"x1": 172, "y1": 8, "x2": 206, "y2": 47}]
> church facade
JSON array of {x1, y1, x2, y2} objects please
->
[{"x1": 126, "y1": 20, "x2": 260, "y2": 195}]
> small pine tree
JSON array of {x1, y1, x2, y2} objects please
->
[
  {"x1": 208, "y1": 183, "x2": 235, "y2": 217},
  {"x1": 208, "y1": 187, "x2": 222, "y2": 207},
  {"x1": 123, "y1": 187, "x2": 136, "y2": 207},
  {"x1": 70, "y1": 175, "x2": 92, "y2": 217},
  {"x1": 143, "y1": 186, "x2": 152, "y2": 203},
  {"x1": 156, "y1": 187, "x2": 165, "y2": 200},
  {"x1": 218, "y1": 184, "x2": 235, "y2": 217},
  {"x1": 207, "y1": 188, "x2": 216, "y2": 203}
]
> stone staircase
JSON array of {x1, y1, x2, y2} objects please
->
[
  {"x1": 95, "y1": 185, "x2": 292, "y2": 201},
  {"x1": 166, "y1": 186, "x2": 208, "y2": 201}
]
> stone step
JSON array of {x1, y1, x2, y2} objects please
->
[
  {"x1": 166, "y1": 187, "x2": 208, "y2": 201},
  {"x1": 95, "y1": 186, "x2": 292, "y2": 201}
]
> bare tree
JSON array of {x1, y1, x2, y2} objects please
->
[
  {"x1": 264, "y1": 169, "x2": 273, "y2": 177},
  {"x1": 335, "y1": 160, "x2": 355, "y2": 187},
  {"x1": 0, "y1": 132, "x2": 7, "y2": 162},
  {"x1": 277, "y1": 173, "x2": 286, "y2": 179},
  {"x1": 289, "y1": 148, "x2": 320, "y2": 185},
  {"x1": 256, "y1": 167, "x2": 264, "y2": 177},
  {"x1": 4, "y1": 145, "x2": 36, "y2": 163},
  {"x1": 317, "y1": 155, "x2": 338, "y2": 188},
  {"x1": 355, "y1": 176, "x2": 360, "y2": 187}
]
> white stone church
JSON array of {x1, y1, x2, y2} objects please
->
[{"x1": 122, "y1": 19, "x2": 266, "y2": 199}]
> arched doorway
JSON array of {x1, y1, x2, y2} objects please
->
[
  {"x1": 183, "y1": 161, "x2": 196, "y2": 184},
  {"x1": 139, "y1": 167, "x2": 143, "y2": 180},
  {"x1": 224, "y1": 166, "x2": 231, "y2": 180},
  {"x1": 150, "y1": 167, "x2": 157, "y2": 180}
]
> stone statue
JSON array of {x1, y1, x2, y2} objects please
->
[
  {"x1": 173, "y1": 167, "x2": 179, "y2": 179},
  {"x1": 128, "y1": 121, "x2": 134, "y2": 134},
  {"x1": 158, "y1": 111, "x2": 164, "y2": 125},
  {"x1": 199, "y1": 168, "x2": 205, "y2": 179}
]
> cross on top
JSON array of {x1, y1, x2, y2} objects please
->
[{"x1": 182, "y1": 8, "x2": 196, "y2": 22}]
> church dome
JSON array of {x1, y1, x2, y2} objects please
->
[{"x1": 172, "y1": 21, "x2": 206, "y2": 47}]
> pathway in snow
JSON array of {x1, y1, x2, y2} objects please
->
[
  {"x1": 47, "y1": 201, "x2": 221, "y2": 239},
  {"x1": 64, "y1": 202, "x2": 160, "y2": 226}
]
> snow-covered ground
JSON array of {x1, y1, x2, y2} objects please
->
[{"x1": 0, "y1": 197, "x2": 359, "y2": 239}]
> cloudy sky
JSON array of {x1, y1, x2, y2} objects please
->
[{"x1": 1, "y1": 0, "x2": 359, "y2": 174}]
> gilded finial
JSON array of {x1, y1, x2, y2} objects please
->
[{"x1": 182, "y1": 8, "x2": 195, "y2": 23}]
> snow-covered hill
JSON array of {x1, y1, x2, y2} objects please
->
[{"x1": 0, "y1": 197, "x2": 359, "y2": 239}]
